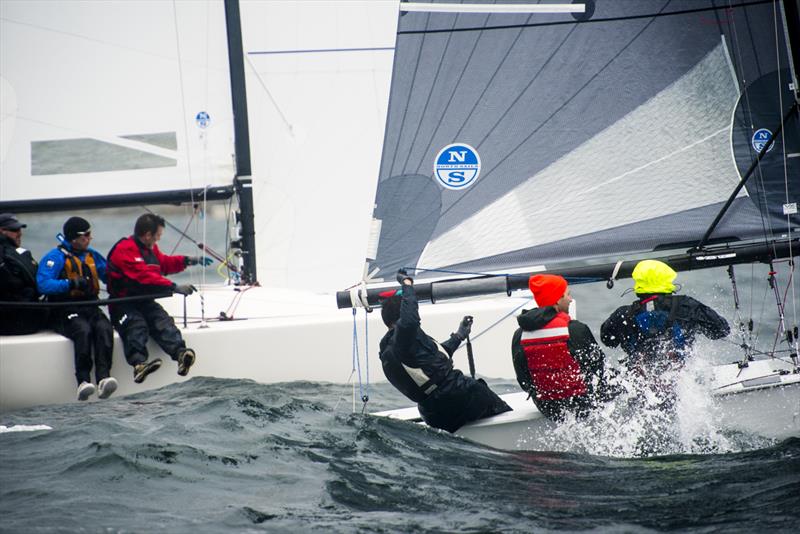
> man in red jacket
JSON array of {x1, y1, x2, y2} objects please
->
[
  {"x1": 511, "y1": 274, "x2": 610, "y2": 422},
  {"x1": 107, "y1": 213, "x2": 211, "y2": 384}
]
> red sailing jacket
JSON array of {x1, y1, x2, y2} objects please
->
[
  {"x1": 520, "y1": 311, "x2": 587, "y2": 401},
  {"x1": 107, "y1": 236, "x2": 186, "y2": 297}
]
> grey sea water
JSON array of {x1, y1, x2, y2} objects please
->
[
  {"x1": 1, "y1": 378, "x2": 798, "y2": 533},
  {"x1": 3, "y1": 208, "x2": 799, "y2": 532}
]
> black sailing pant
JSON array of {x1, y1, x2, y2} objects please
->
[
  {"x1": 110, "y1": 300, "x2": 185, "y2": 366},
  {"x1": 51, "y1": 306, "x2": 114, "y2": 385}
]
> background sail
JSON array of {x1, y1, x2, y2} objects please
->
[
  {"x1": 0, "y1": 0, "x2": 236, "y2": 210},
  {"x1": 371, "y1": 0, "x2": 799, "y2": 280}
]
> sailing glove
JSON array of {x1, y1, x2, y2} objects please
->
[
  {"x1": 173, "y1": 284, "x2": 196, "y2": 296},
  {"x1": 70, "y1": 277, "x2": 89, "y2": 291},
  {"x1": 396, "y1": 269, "x2": 413, "y2": 286},
  {"x1": 454, "y1": 315, "x2": 473, "y2": 341},
  {"x1": 185, "y1": 256, "x2": 213, "y2": 267}
]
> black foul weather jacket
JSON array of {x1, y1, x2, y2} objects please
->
[
  {"x1": 0, "y1": 234, "x2": 48, "y2": 335},
  {"x1": 379, "y1": 284, "x2": 511, "y2": 432},
  {"x1": 600, "y1": 293, "x2": 730, "y2": 367}
]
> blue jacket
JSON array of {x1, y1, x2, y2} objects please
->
[{"x1": 37, "y1": 243, "x2": 108, "y2": 296}]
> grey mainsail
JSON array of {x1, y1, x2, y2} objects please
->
[{"x1": 366, "y1": 0, "x2": 798, "y2": 287}]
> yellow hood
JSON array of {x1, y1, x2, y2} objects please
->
[{"x1": 632, "y1": 260, "x2": 676, "y2": 294}]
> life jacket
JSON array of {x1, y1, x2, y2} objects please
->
[
  {"x1": 623, "y1": 295, "x2": 686, "y2": 365},
  {"x1": 380, "y1": 338, "x2": 447, "y2": 403},
  {"x1": 520, "y1": 312, "x2": 587, "y2": 401},
  {"x1": 51, "y1": 246, "x2": 100, "y2": 300}
]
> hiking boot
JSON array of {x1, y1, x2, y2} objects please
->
[
  {"x1": 97, "y1": 377, "x2": 119, "y2": 399},
  {"x1": 177, "y1": 348, "x2": 196, "y2": 377},
  {"x1": 133, "y1": 359, "x2": 162, "y2": 384},
  {"x1": 77, "y1": 382, "x2": 96, "y2": 401}
]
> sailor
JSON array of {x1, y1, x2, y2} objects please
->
[
  {"x1": 511, "y1": 274, "x2": 611, "y2": 422},
  {"x1": 600, "y1": 259, "x2": 730, "y2": 375},
  {"x1": 0, "y1": 213, "x2": 49, "y2": 335},
  {"x1": 107, "y1": 213, "x2": 211, "y2": 384},
  {"x1": 379, "y1": 269, "x2": 512, "y2": 433},
  {"x1": 37, "y1": 217, "x2": 118, "y2": 401}
]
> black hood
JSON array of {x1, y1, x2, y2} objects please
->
[{"x1": 517, "y1": 306, "x2": 558, "y2": 331}]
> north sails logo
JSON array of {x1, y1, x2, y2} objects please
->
[
  {"x1": 433, "y1": 143, "x2": 481, "y2": 190},
  {"x1": 752, "y1": 128, "x2": 774, "y2": 154}
]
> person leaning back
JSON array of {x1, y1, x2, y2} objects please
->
[
  {"x1": 379, "y1": 269, "x2": 512, "y2": 433},
  {"x1": 107, "y1": 213, "x2": 211, "y2": 384},
  {"x1": 37, "y1": 216, "x2": 118, "y2": 401},
  {"x1": 0, "y1": 213, "x2": 48, "y2": 335}
]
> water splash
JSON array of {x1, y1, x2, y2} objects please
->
[{"x1": 515, "y1": 349, "x2": 774, "y2": 457}]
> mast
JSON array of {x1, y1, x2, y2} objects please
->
[
  {"x1": 224, "y1": 0, "x2": 258, "y2": 285},
  {"x1": 781, "y1": 0, "x2": 800, "y2": 103}
]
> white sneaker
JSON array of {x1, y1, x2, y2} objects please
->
[
  {"x1": 77, "y1": 382, "x2": 96, "y2": 401},
  {"x1": 97, "y1": 377, "x2": 118, "y2": 399}
]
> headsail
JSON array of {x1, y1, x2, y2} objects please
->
[
  {"x1": 0, "y1": 0, "x2": 237, "y2": 211},
  {"x1": 368, "y1": 0, "x2": 798, "y2": 282}
]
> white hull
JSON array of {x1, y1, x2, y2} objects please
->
[
  {"x1": 0, "y1": 285, "x2": 530, "y2": 412},
  {"x1": 375, "y1": 359, "x2": 800, "y2": 451}
]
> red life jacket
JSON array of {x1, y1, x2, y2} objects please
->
[{"x1": 520, "y1": 312, "x2": 587, "y2": 401}]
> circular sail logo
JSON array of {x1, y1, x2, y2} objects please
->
[
  {"x1": 434, "y1": 143, "x2": 481, "y2": 190},
  {"x1": 196, "y1": 111, "x2": 211, "y2": 129},
  {"x1": 751, "y1": 128, "x2": 774, "y2": 153}
]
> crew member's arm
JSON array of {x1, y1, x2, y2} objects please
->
[
  {"x1": 36, "y1": 250, "x2": 70, "y2": 295},
  {"x1": 511, "y1": 328, "x2": 533, "y2": 393},
  {"x1": 568, "y1": 321, "x2": 606, "y2": 377},
  {"x1": 393, "y1": 277, "x2": 420, "y2": 357},
  {"x1": 151, "y1": 244, "x2": 187, "y2": 276},
  {"x1": 600, "y1": 307, "x2": 628, "y2": 348},
  {"x1": 684, "y1": 296, "x2": 730, "y2": 339}
]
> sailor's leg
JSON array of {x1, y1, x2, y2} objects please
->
[
  {"x1": 140, "y1": 300, "x2": 186, "y2": 360},
  {"x1": 90, "y1": 307, "x2": 115, "y2": 382},
  {"x1": 53, "y1": 310, "x2": 94, "y2": 385},
  {"x1": 110, "y1": 304, "x2": 149, "y2": 366}
]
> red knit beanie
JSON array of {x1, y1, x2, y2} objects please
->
[{"x1": 528, "y1": 274, "x2": 567, "y2": 307}]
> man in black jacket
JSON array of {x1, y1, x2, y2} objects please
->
[
  {"x1": 0, "y1": 213, "x2": 48, "y2": 335},
  {"x1": 512, "y1": 274, "x2": 611, "y2": 422},
  {"x1": 379, "y1": 269, "x2": 511, "y2": 433},
  {"x1": 600, "y1": 259, "x2": 730, "y2": 375}
]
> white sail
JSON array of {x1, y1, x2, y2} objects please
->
[{"x1": 0, "y1": 0, "x2": 235, "y2": 206}]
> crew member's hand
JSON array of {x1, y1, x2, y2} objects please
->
[
  {"x1": 185, "y1": 256, "x2": 213, "y2": 267},
  {"x1": 173, "y1": 284, "x2": 196, "y2": 296},
  {"x1": 396, "y1": 269, "x2": 413, "y2": 286},
  {"x1": 455, "y1": 315, "x2": 473, "y2": 341},
  {"x1": 70, "y1": 277, "x2": 89, "y2": 291}
]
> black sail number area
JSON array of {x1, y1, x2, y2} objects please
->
[{"x1": 731, "y1": 68, "x2": 800, "y2": 223}]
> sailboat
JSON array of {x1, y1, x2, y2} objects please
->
[
  {"x1": 335, "y1": 0, "x2": 800, "y2": 449},
  {"x1": 0, "y1": 0, "x2": 405, "y2": 410}
]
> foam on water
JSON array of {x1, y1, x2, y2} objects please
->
[{"x1": 0, "y1": 424, "x2": 52, "y2": 433}]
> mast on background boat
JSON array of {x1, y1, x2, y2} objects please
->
[{"x1": 224, "y1": 0, "x2": 257, "y2": 286}]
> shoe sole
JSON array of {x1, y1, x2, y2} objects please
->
[
  {"x1": 177, "y1": 350, "x2": 195, "y2": 377},
  {"x1": 134, "y1": 359, "x2": 163, "y2": 384},
  {"x1": 97, "y1": 378, "x2": 118, "y2": 399},
  {"x1": 77, "y1": 384, "x2": 96, "y2": 401}
]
